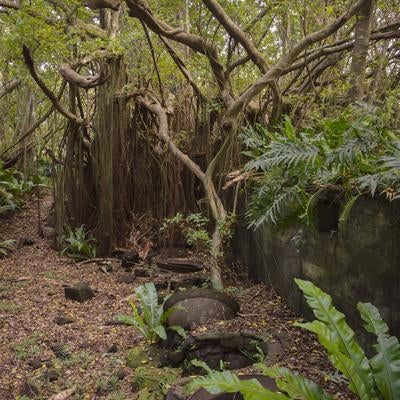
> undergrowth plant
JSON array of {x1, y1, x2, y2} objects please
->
[
  {"x1": 243, "y1": 103, "x2": 400, "y2": 231},
  {"x1": 116, "y1": 282, "x2": 186, "y2": 344},
  {"x1": 189, "y1": 279, "x2": 400, "y2": 400},
  {"x1": 160, "y1": 212, "x2": 212, "y2": 254},
  {"x1": 0, "y1": 162, "x2": 36, "y2": 216},
  {"x1": 0, "y1": 239, "x2": 16, "y2": 257},
  {"x1": 62, "y1": 225, "x2": 97, "y2": 260}
]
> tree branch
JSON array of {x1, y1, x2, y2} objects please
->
[
  {"x1": 59, "y1": 64, "x2": 108, "y2": 89},
  {"x1": 0, "y1": 78, "x2": 21, "y2": 100},
  {"x1": 157, "y1": 35, "x2": 206, "y2": 102},
  {"x1": 0, "y1": 81, "x2": 67, "y2": 159},
  {"x1": 203, "y1": 0, "x2": 269, "y2": 73},
  {"x1": 84, "y1": 0, "x2": 120, "y2": 10},
  {"x1": 0, "y1": 0, "x2": 20, "y2": 9},
  {"x1": 223, "y1": 0, "x2": 369, "y2": 128},
  {"x1": 283, "y1": 28, "x2": 400, "y2": 75},
  {"x1": 203, "y1": 0, "x2": 282, "y2": 123},
  {"x1": 124, "y1": 0, "x2": 232, "y2": 105},
  {"x1": 136, "y1": 93, "x2": 206, "y2": 182},
  {"x1": 22, "y1": 46, "x2": 84, "y2": 125}
]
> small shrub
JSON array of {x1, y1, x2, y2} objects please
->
[
  {"x1": 62, "y1": 225, "x2": 97, "y2": 260},
  {"x1": 0, "y1": 239, "x2": 16, "y2": 257},
  {"x1": 0, "y1": 162, "x2": 40, "y2": 216},
  {"x1": 116, "y1": 282, "x2": 186, "y2": 344},
  {"x1": 161, "y1": 212, "x2": 212, "y2": 254}
]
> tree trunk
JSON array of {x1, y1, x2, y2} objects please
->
[{"x1": 348, "y1": 0, "x2": 374, "y2": 100}]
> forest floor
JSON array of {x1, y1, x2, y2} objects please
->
[{"x1": 0, "y1": 195, "x2": 354, "y2": 400}]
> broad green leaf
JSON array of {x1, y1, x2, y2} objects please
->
[
  {"x1": 169, "y1": 325, "x2": 187, "y2": 338},
  {"x1": 188, "y1": 370, "x2": 289, "y2": 400},
  {"x1": 295, "y1": 279, "x2": 375, "y2": 399},
  {"x1": 296, "y1": 321, "x2": 371, "y2": 398},
  {"x1": 257, "y1": 365, "x2": 332, "y2": 400},
  {"x1": 153, "y1": 325, "x2": 167, "y2": 341},
  {"x1": 358, "y1": 302, "x2": 400, "y2": 400}
]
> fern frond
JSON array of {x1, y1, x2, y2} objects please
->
[
  {"x1": 338, "y1": 193, "x2": 362, "y2": 229},
  {"x1": 246, "y1": 187, "x2": 304, "y2": 229},
  {"x1": 267, "y1": 141, "x2": 321, "y2": 169}
]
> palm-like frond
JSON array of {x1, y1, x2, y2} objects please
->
[
  {"x1": 246, "y1": 187, "x2": 305, "y2": 229},
  {"x1": 242, "y1": 104, "x2": 400, "y2": 230}
]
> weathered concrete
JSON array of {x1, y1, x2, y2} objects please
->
[{"x1": 234, "y1": 196, "x2": 400, "y2": 337}]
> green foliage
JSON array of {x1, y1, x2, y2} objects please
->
[
  {"x1": 240, "y1": 341, "x2": 266, "y2": 364},
  {"x1": 258, "y1": 365, "x2": 332, "y2": 400},
  {"x1": 188, "y1": 370, "x2": 288, "y2": 400},
  {"x1": 14, "y1": 335, "x2": 41, "y2": 360},
  {"x1": 0, "y1": 300, "x2": 20, "y2": 313},
  {"x1": 62, "y1": 225, "x2": 97, "y2": 260},
  {"x1": 116, "y1": 282, "x2": 185, "y2": 344},
  {"x1": 0, "y1": 239, "x2": 16, "y2": 257},
  {"x1": 133, "y1": 366, "x2": 182, "y2": 400},
  {"x1": 161, "y1": 212, "x2": 212, "y2": 254},
  {"x1": 96, "y1": 374, "x2": 120, "y2": 396},
  {"x1": 62, "y1": 349, "x2": 93, "y2": 370},
  {"x1": 358, "y1": 303, "x2": 400, "y2": 400},
  {"x1": 217, "y1": 213, "x2": 237, "y2": 243},
  {"x1": 0, "y1": 163, "x2": 34, "y2": 216},
  {"x1": 244, "y1": 104, "x2": 400, "y2": 231},
  {"x1": 189, "y1": 280, "x2": 400, "y2": 400},
  {"x1": 294, "y1": 279, "x2": 375, "y2": 399}
]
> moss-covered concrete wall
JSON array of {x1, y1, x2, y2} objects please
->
[{"x1": 234, "y1": 196, "x2": 400, "y2": 337}]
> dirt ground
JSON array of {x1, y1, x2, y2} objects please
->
[{"x1": 0, "y1": 196, "x2": 353, "y2": 399}]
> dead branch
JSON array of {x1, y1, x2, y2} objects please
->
[
  {"x1": 223, "y1": 170, "x2": 252, "y2": 190},
  {"x1": 76, "y1": 258, "x2": 118, "y2": 266},
  {"x1": 22, "y1": 46, "x2": 84, "y2": 125}
]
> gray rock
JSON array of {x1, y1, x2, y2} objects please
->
[
  {"x1": 43, "y1": 369, "x2": 59, "y2": 382},
  {"x1": 119, "y1": 274, "x2": 136, "y2": 284},
  {"x1": 164, "y1": 289, "x2": 239, "y2": 329},
  {"x1": 134, "y1": 267, "x2": 151, "y2": 278},
  {"x1": 64, "y1": 282, "x2": 94, "y2": 303},
  {"x1": 115, "y1": 368, "x2": 126, "y2": 380},
  {"x1": 28, "y1": 358, "x2": 42, "y2": 370},
  {"x1": 107, "y1": 344, "x2": 118, "y2": 353},
  {"x1": 167, "y1": 350, "x2": 185, "y2": 366},
  {"x1": 121, "y1": 251, "x2": 140, "y2": 270},
  {"x1": 54, "y1": 314, "x2": 74, "y2": 325}
]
